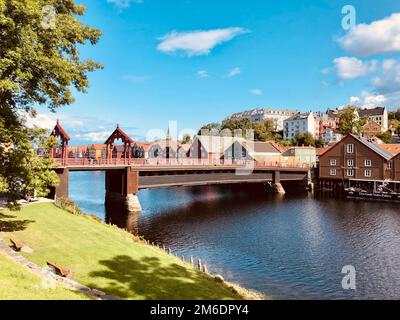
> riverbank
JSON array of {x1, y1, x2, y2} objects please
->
[{"x1": 0, "y1": 202, "x2": 259, "y2": 300}]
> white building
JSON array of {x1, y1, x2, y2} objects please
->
[
  {"x1": 321, "y1": 128, "x2": 342, "y2": 145},
  {"x1": 283, "y1": 112, "x2": 316, "y2": 141},
  {"x1": 223, "y1": 108, "x2": 297, "y2": 131}
]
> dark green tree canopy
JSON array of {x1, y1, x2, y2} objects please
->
[
  {"x1": 0, "y1": 0, "x2": 102, "y2": 208},
  {"x1": 0, "y1": 0, "x2": 102, "y2": 111}
]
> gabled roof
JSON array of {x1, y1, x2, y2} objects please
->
[
  {"x1": 104, "y1": 125, "x2": 134, "y2": 144},
  {"x1": 378, "y1": 144, "x2": 400, "y2": 156},
  {"x1": 195, "y1": 135, "x2": 245, "y2": 154},
  {"x1": 359, "y1": 107, "x2": 386, "y2": 117},
  {"x1": 353, "y1": 134, "x2": 393, "y2": 161},
  {"x1": 319, "y1": 134, "x2": 393, "y2": 161},
  {"x1": 51, "y1": 120, "x2": 70, "y2": 141},
  {"x1": 249, "y1": 141, "x2": 281, "y2": 154}
]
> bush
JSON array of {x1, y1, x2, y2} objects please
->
[{"x1": 55, "y1": 197, "x2": 82, "y2": 215}]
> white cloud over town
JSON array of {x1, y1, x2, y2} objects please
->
[
  {"x1": 338, "y1": 13, "x2": 400, "y2": 56},
  {"x1": 333, "y1": 57, "x2": 377, "y2": 80},
  {"x1": 157, "y1": 28, "x2": 248, "y2": 57}
]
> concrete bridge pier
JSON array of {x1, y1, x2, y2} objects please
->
[
  {"x1": 49, "y1": 168, "x2": 69, "y2": 200},
  {"x1": 105, "y1": 168, "x2": 142, "y2": 213},
  {"x1": 271, "y1": 171, "x2": 286, "y2": 194}
]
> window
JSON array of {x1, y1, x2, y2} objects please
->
[
  {"x1": 347, "y1": 159, "x2": 354, "y2": 167},
  {"x1": 330, "y1": 159, "x2": 336, "y2": 166},
  {"x1": 347, "y1": 169, "x2": 354, "y2": 177},
  {"x1": 347, "y1": 144, "x2": 354, "y2": 154},
  {"x1": 330, "y1": 169, "x2": 337, "y2": 176},
  {"x1": 388, "y1": 161, "x2": 393, "y2": 170},
  {"x1": 365, "y1": 160, "x2": 372, "y2": 167},
  {"x1": 365, "y1": 170, "x2": 372, "y2": 177}
]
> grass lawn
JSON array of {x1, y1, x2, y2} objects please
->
[
  {"x1": 0, "y1": 253, "x2": 89, "y2": 300},
  {"x1": 0, "y1": 203, "x2": 242, "y2": 300}
]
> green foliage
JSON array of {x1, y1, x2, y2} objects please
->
[
  {"x1": 338, "y1": 106, "x2": 366, "y2": 135},
  {"x1": 279, "y1": 140, "x2": 293, "y2": 147},
  {"x1": 55, "y1": 196, "x2": 82, "y2": 215},
  {"x1": 181, "y1": 134, "x2": 192, "y2": 144},
  {"x1": 0, "y1": 1, "x2": 102, "y2": 207},
  {"x1": 391, "y1": 119, "x2": 400, "y2": 134},
  {"x1": 199, "y1": 119, "x2": 279, "y2": 142},
  {"x1": 252, "y1": 119, "x2": 276, "y2": 141},
  {"x1": 293, "y1": 132, "x2": 315, "y2": 147},
  {"x1": 388, "y1": 109, "x2": 400, "y2": 121},
  {"x1": 198, "y1": 122, "x2": 221, "y2": 135},
  {"x1": 376, "y1": 130, "x2": 393, "y2": 144}
]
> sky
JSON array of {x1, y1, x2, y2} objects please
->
[{"x1": 31, "y1": 0, "x2": 400, "y2": 145}]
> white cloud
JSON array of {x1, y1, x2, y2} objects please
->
[
  {"x1": 75, "y1": 131, "x2": 111, "y2": 142},
  {"x1": 333, "y1": 57, "x2": 377, "y2": 79},
  {"x1": 20, "y1": 111, "x2": 56, "y2": 130},
  {"x1": 371, "y1": 59, "x2": 400, "y2": 94},
  {"x1": 338, "y1": 13, "x2": 400, "y2": 56},
  {"x1": 250, "y1": 88, "x2": 262, "y2": 95},
  {"x1": 227, "y1": 67, "x2": 241, "y2": 78},
  {"x1": 196, "y1": 70, "x2": 209, "y2": 78},
  {"x1": 348, "y1": 91, "x2": 387, "y2": 108},
  {"x1": 107, "y1": 0, "x2": 143, "y2": 9},
  {"x1": 157, "y1": 28, "x2": 248, "y2": 57}
]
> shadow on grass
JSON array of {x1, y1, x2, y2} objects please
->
[
  {"x1": 0, "y1": 214, "x2": 34, "y2": 232},
  {"x1": 87, "y1": 255, "x2": 235, "y2": 300}
]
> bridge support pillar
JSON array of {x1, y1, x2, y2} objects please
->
[
  {"x1": 49, "y1": 168, "x2": 69, "y2": 200},
  {"x1": 105, "y1": 168, "x2": 142, "y2": 213},
  {"x1": 272, "y1": 171, "x2": 285, "y2": 194}
]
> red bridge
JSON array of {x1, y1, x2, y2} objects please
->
[{"x1": 48, "y1": 121, "x2": 311, "y2": 213}]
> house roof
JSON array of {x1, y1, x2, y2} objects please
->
[
  {"x1": 51, "y1": 120, "x2": 71, "y2": 141},
  {"x1": 359, "y1": 107, "x2": 386, "y2": 117},
  {"x1": 104, "y1": 125, "x2": 134, "y2": 144},
  {"x1": 250, "y1": 141, "x2": 282, "y2": 154},
  {"x1": 378, "y1": 144, "x2": 400, "y2": 156},
  {"x1": 353, "y1": 134, "x2": 393, "y2": 160},
  {"x1": 319, "y1": 134, "x2": 393, "y2": 161},
  {"x1": 195, "y1": 135, "x2": 245, "y2": 153},
  {"x1": 316, "y1": 146, "x2": 332, "y2": 156}
]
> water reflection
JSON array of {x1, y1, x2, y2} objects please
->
[{"x1": 69, "y1": 171, "x2": 400, "y2": 299}]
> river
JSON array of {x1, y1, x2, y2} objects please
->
[{"x1": 69, "y1": 171, "x2": 400, "y2": 299}]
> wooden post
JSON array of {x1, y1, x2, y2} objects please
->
[
  {"x1": 202, "y1": 264, "x2": 208, "y2": 273},
  {"x1": 197, "y1": 258, "x2": 202, "y2": 271},
  {"x1": 189, "y1": 256, "x2": 194, "y2": 266}
]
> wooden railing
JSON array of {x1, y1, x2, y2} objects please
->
[{"x1": 53, "y1": 157, "x2": 310, "y2": 169}]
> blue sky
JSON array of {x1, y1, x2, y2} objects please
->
[{"x1": 33, "y1": 0, "x2": 400, "y2": 145}]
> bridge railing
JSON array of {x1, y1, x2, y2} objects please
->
[{"x1": 54, "y1": 157, "x2": 310, "y2": 169}]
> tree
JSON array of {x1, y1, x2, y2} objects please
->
[
  {"x1": 221, "y1": 118, "x2": 253, "y2": 134},
  {"x1": 253, "y1": 119, "x2": 276, "y2": 141},
  {"x1": 181, "y1": 134, "x2": 192, "y2": 144},
  {"x1": 293, "y1": 132, "x2": 315, "y2": 146},
  {"x1": 338, "y1": 106, "x2": 366, "y2": 135},
  {"x1": 1, "y1": 1, "x2": 102, "y2": 207},
  {"x1": 376, "y1": 130, "x2": 393, "y2": 144},
  {"x1": 389, "y1": 109, "x2": 400, "y2": 121},
  {"x1": 198, "y1": 123, "x2": 221, "y2": 135},
  {"x1": 391, "y1": 119, "x2": 400, "y2": 135}
]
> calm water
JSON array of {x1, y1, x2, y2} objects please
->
[{"x1": 69, "y1": 171, "x2": 400, "y2": 299}]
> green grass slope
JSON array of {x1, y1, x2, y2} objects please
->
[
  {"x1": 0, "y1": 203, "x2": 241, "y2": 300},
  {"x1": 0, "y1": 253, "x2": 89, "y2": 300}
]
